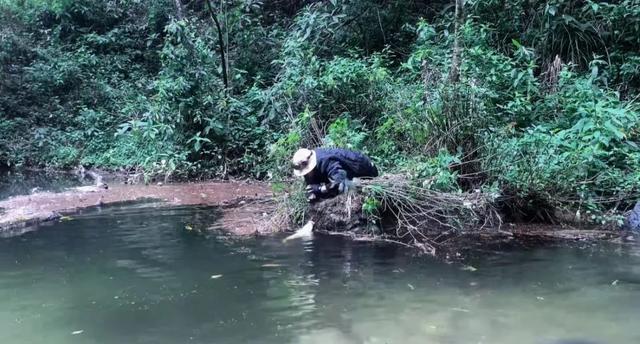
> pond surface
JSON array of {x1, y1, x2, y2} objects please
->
[{"x1": 1, "y1": 205, "x2": 639, "y2": 344}]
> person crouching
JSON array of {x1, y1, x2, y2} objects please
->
[{"x1": 292, "y1": 148, "x2": 379, "y2": 202}]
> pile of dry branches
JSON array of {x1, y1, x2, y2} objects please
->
[
  {"x1": 360, "y1": 174, "x2": 502, "y2": 253},
  {"x1": 267, "y1": 175, "x2": 503, "y2": 254}
]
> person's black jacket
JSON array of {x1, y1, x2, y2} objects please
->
[{"x1": 304, "y1": 148, "x2": 378, "y2": 197}]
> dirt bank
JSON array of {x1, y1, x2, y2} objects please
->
[
  {"x1": 303, "y1": 191, "x2": 630, "y2": 256},
  {"x1": 0, "y1": 181, "x2": 274, "y2": 235},
  {"x1": 0, "y1": 177, "x2": 631, "y2": 253}
]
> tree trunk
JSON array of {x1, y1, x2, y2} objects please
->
[
  {"x1": 205, "y1": 0, "x2": 229, "y2": 95},
  {"x1": 174, "y1": 0, "x2": 183, "y2": 20},
  {"x1": 448, "y1": 0, "x2": 464, "y2": 83},
  {"x1": 222, "y1": 0, "x2": 231, "y2": 92}
]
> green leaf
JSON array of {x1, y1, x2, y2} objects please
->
[{"x1": 604, "y1": 121, "x2": 625, "y2": 140}]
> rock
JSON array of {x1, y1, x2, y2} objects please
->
[{"x1": 625, "y1": 201, "x2": 640, "y2": 232}]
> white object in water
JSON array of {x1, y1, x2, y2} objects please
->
[
  {"x1": 283, "y1": 221, "x2": 315, "y2": 242},
  {"x1": 73, "y1": 184, "x2": 107, "y2": 193}
]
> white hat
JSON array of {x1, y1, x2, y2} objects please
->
[{"x1": 292, "y1": 148, "x2": 317, "y2": 177}]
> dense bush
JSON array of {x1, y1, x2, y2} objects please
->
[{"x1": 1, "y1": 0, "x2": 639, "y2": 220}]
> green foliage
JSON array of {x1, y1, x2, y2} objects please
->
[
  {"x1": 362, "y1": 196, "x2": 381, "y2": 217},
  {"x1": 408, "y1": 150, "x2": 463, "y2": 193},
  {"x1": 482, "y1": 70, "x2": 640, "y2": 213},
  {"x1": 0, "y1": 0, "x2": 172, "y2": 169},
  {"x1": 1, "y1": 0, "x2": 639, "y2": 221},
  {"x1": 271, "y1": 179, "x2": 309, "y2": 227},
  {"x1": 324, "y1": 117, "x2": 368, "y2": 151}
]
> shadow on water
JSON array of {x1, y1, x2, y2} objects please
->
[{"x1": 0, "y1": 203, "x2": 640, "y2": 344}]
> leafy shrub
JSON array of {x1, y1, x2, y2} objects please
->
[
  {"x1": 1, "y1": 0, "x2": 639, "y2": 222},
  {"x1": 482, "y1": 71, "x2": 640, "y2": 214}
]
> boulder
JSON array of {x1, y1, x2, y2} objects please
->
[{"x1": 625, "y1": 201, "x2": 640, "y2": 232}]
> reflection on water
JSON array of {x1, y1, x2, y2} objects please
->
[
  {"x1": 0, "y1": 205, "x2": 639, "y2": 344},
  {"x1": 0, "y1": 169, "x2": 88, "y2": 200}
]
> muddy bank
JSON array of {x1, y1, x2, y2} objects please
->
[{"x1": 0, "y1": 181, "x2": 274, "y2": 235}]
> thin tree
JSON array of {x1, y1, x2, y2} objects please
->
[
  {"x1": 174, "y1": 0, "x2": 184, "y2": 20},
  {"x1": 448, "y1": 0, "x2": 464, "y2": 83},
  {"x1": 205, "y1": 0, "x2": 229, "y2": 95}
]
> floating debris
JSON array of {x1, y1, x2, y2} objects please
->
[
  {"x1": 210, "y1": 274, "x2": 223, "y2": 279},
  {"x1": 461, "y1": 265, "x2": 478, "y2": 272},
  {"x1": 71, "y1": 330, "x2": 84, "y2": 335},
  {"x1": 451, "y1": 307, "x2": 470, "y2": 313},
  {"x1": 261, "y1": 263, "x2": 283, "y2": 268},
  {"x1": 407, "y1": 283, "x2": 415, "y2": 290}
]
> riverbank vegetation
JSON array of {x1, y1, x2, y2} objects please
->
[{"x1": 1, "y1": 0, "x2": 639, "y2": 226}]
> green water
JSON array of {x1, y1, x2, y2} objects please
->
[{"x1": 1, "y1": 204, "x2": 639, "y2": 344}]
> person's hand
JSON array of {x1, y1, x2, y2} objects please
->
[
  {"x1": 305, "y1": 185, "x2": 321, "y2": 202},
  {"x1": 305, "y1": 184, "x2": 321, "y2": 195}
]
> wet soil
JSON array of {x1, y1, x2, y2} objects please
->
[{"x1": 0, "y1": 181, "x2": 274, "y2": 235}]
